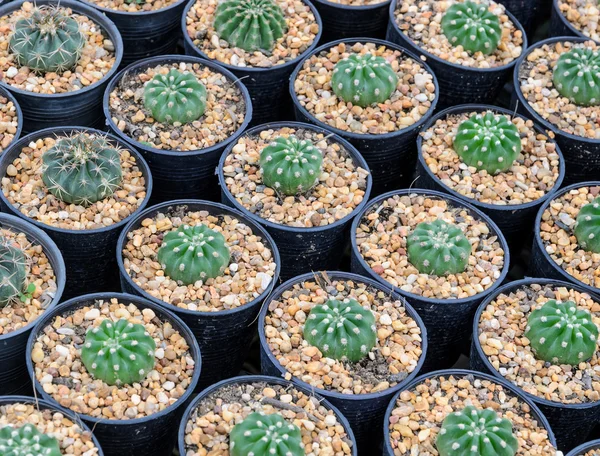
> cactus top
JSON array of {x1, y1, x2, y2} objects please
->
[
  {"x1": 552, "y1": 47, "x2": 600, "y2": 107},
  {"x1": 0, "y1": 424, "x2": 62, "y2": 456},
  {"x1": 229, "y1": 412, "x2": 303, "y2": 456},
  {"x1": 441, "y1": 1, "x2": 502, "y2": 55},
  {"x1": 575, "y1": 197, "x2": 600, "y2": 253}
]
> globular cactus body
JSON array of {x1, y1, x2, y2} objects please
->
[
  {"x1": 0, "y1": 424, "x2": 61, "y2": 456},
  {"x1": 441, "y1": 1, "x2": 501, "y2": 55},
  {"x1": 81, "y1": 318, "x2": 156, "y2": 386},
  {"x1": 0, "y1": 238, "x2": 28, "y2": 307},
  {"x1": 552, "y1": 47, "x2": 600, "y2": 106},
  {"x1": 230, "y1": 412, "x2": 303, "y2": 456},
  {"x1": 574, "y1": 197, "x2": 600, "y2": 253}
]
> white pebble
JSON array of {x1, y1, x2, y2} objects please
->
[
  {"x1": 324, "y1": 415, "x2": 337, "y2": 426},
  {"x1": 379, "y1": 314, "x2": 393, "y2": 325},
  {"x1": 84, "y1": 309, "x2": 100, "y2": 320},
  {"x1": 163, "y1": 381, "x2": 175, "y2": 391},
  {"x1": 56, "y1": 327, "x2": 75, "y2": 335},
  {"x1": 155, "y1": 348, "x2": 165, "y2": 359},
  {"x1": 157, "y1": 392, "x2": 169, "y2": 404},
  {"x1": 55, "y1": 345, "x2": 69, "y2": 358},
  {"x1": 6, "y1": 67, "x2": 18, "y2": 78}
]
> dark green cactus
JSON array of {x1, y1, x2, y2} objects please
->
[
  {"x1": 552, "y1": 47, "x2": 600, "y2": 106},
  {"x1": 0, "y1": 424, "x2": 62, "y2": 456},
  {"x1": 574, "y1": 197, "x2": 600, "y2": 253},
  {"x1": 441, "y1": 1, "x2": 502, "y2": 55},
  {"x1": 229, "y1": 412, "x2": 303, "y2": 456},
  {"x1": 81, "y1": 318, "x2": 157, "y2": 386},
  {"x1": 0, "y1": 238, "x2": 29, "y2": 307}
]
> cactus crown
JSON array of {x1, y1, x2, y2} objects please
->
[
  {"x1": 0, "y1": 237, "x2": 29, "y2": 307},
  {"x1": 525, "y1": 299, "x2": 598, "y2": 365},
  {"x1": 574, "y1": 197, "x2": 600, "y2": 253},
  {"x1": 552, "y1": 47, "x2": 600, "y2": 107},
  {"x1": 214, "y1": 0, "x2": 287, "y2": 53},
  {"x1": 0, "y1": 424, "x2": 62, "y2": 456},
  {"x1": 9, "y1": 5, "x2": 86, "y2": 74},
  {"x1": 436, "y1": 406, "x2": 518, "y2": 456},
  {"x1": 229, "y1": 412, "x2": 303, "y2": 456},
  {"x1": 303, "y1": 297, "x2": 377, "y2": 363},
  {"x1": 441, "y1": 1, "x2": 502, "y2": 55},
  {"x1": 331, "y1": 53, "x2": 399, "y2": 108},
  {"x1": 453, "y1": 112, "x2": 522, "y2": 174}
]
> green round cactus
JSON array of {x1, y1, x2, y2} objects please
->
[
  {"x1": 9, "y1": 6, "x2": 86, "y2": 74},
  {"x1": 436, "y1": 406, "x2": 518, "y2": 456},
  {"x1": 229, "y1": 412, "x2": 303, "y2": 456},
  {"x1": 81, "y1": 318, "x2": 157, "y2": 386},
  {"x1": 453, "y1": 112, "x2": 522, "y2": 174},
  {"x1": 0, "y1": 424, "x2": 62, "y2": 456},
  {"x1": 41, "y1": 132, "x2": 123, "y2": 207},
  {"x1": 259, "y1": 135, "x2": 323, "y2": 196},
  {"x1": 441, "y1": 1, "x2": 502, "y2": 55},
  {"x1": 575, "y1": 197, "x2": 600, "y2": 253},
  {"x1": 331, "y1": 53, "x2": 399, "y2": 108},
  {"x1": 303, "y1": 297, "x2": 377, "y2": 363},
  {"x1": 525, "y1": 299, "x2": 599, "y2": 365},
  {"x1": 552, "y1": 47, "x2": 600, "y2": 107},
  {"x1": 157, "y1": 224, "x2": 230, "y2": 285},
  {"x1": 213, "y1": 0, "x2": 287, "y2": 53},
  {"x1": 0, "y1": 238, "x2": 28, "y2": 307}
]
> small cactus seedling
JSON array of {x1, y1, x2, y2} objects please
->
[
  {"x1": 406, "y1": 219, "x2": 472, "y2": 276},
  {"x1": 0, "y1": 424, "x2": 62, "y2": 456},
  {"x1": 81, "y1": 318, "x2": 156, "y2": 386},
  {"x1": 331, "y1": 53, "x2": 399, "y2": 108},
  {"x1": 574, "y1": 197, "x2": 600, "y2": 253},
  {"x1": 441, "y1": 1, "x2": 502, "y2": 55},
  {"x1": 9, "y1": 6, "x2": 86, "y2": 74},
  {"x1": 259, "y1": 135, "x2": 323, "y2": 196},
  {"x1": 229, "y1": 412, "x2": 303, "y2": 456},
  {"x1": 552, "y1": 47, "x2": 600, "y2": 106},
  {"x1": 0, "y1": 238, "x2": 29, "y2": 307},
  {"x1": 453, "y1": 112, "x2": 522, "y2": 174},
  {"x1": 303, "y1": 298, "x2": 377, "y2": 362},
  {"x1": 525, "y1": 299, "x2": 598, "y2": 365},
  {"x1": 157, "y1": 224, "x2": 230, "y2": 285},
  {"x1": 436, "y1": 406, "x2": 518, "y2": 456}
]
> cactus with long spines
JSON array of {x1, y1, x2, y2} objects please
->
[
  {"x1": 574, "y1": 197, "x2": 600, "y2": 253},
  {"x1": 0, "y1": 238, "x2": 29, "y2": 307},
  {"x1": 552, "y1": 47, "x2": 600, "y2": 106},
  {"x1": 0, "y1": 424, "x2": 62, "y2": 456},
  {"x1": 441, "y1": 1, "x2": 502, "y2": 55},
  {"x1": 229, "y1": 412, "x2": 303, "y2": 456}
]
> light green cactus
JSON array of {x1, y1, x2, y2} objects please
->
[
  {"x1": 0, "y1": 238, "x2": 29, "y2": 307},
  {"x1": 441, "y1": 1, "x2": 502, "y2": 55},
  {"x1": 229, "y1": 412, "x2": 303, "y2": 456},
  {"x1": 331, "y1": 53, "x2": 399, "y2": 108},
  {"x1": 81, "y1": 318, "x2": 156, "y2": 386},
  {"x1": 552, "y1": 47, "x2": 600, "y2": 106},
  {"x1": 0, "y1": 424, "x2": 62, "y2": 456},
  {"x1": 574, "y1": 197, "x2": 600, "y2": 253}
]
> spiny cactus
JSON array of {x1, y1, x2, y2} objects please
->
[
  {"x1": 441, "y1": 1, "x2": 502, "y2": 55},
  {"x1": 157, "y1": 224, "x2": 230, "y2": 285},
  {"x1": 0, "y1": 238, "x2": 29, "y2": 307},
  {"x1": 331, "y1": 53, "x2": 399, "y2": 108},
  {"x1": 9, "y1": 6, "x2": 86, "y2": 74},
  {"x1": 81, "y1": 318, "x2": 156, "y2": 386},
  {"x1": 259, "y1": 135, "x2": 323, "y2": 196},
  {"x1": 303, "y1": 298, "x2": 377, "y2": 362},
  {"x1": 525, "y1": 299, "x2": 598, "y2": 365},
  {"x1": 575, "y1": 197, "x2": 600, "y2": 253},
  {"x1": 453, "y1": 112, "x2": 522, "y2": 174},
  {"x1": 0, "y1": 424, "x2": 62, "y2": 456},
  {"x1": 406, "y1": 219, "x2": 472, "y2": 276},
  {"x1": 552, "y1": 47, "x2": 600, "y2": 106},
  {"x1": 436, "y1": 406, "x2": 518, "y2": 456},
  {"x1": 229, "y1": 412, "x2": 303, "y2": 456},
  {"x1": 41, "y1": 133, "x2": 123, "y2": 207}
]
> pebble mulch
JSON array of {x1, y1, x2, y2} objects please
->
[
  {"x1": 84, "y1": 0, "x2": 181, "y2": 12},
  {"x1": 0, "y1": 94, "x2": 19, "y2": 153},
  {"x1": 557, "y1": 0, "x2": 599, "y2": 42}
]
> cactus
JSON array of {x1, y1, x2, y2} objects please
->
[
  {"x1": 331, "y1": 53, "x2": 399, "y2": 108},
  {"x1": 41, "y1": 132, "x2": 123, "y2": 207},
  {"x1": 0, "y1": 424, "x2": 62, "y2": 456},
  {"x1": 0, "y1": 238, "x2": 29, "y2": 307},
  {"x1": 441, "y1": 1, "x2": 502, "y2": 55},
  {"x1": 303, "y1": 298, "x2": 377, "y2": 362},
  {"x1": 575, "y1": 197, "x2": 600, "y2": 253},
  {"x1": 213, "y1": 0, "x2": 287, "y2": 53},
  {"x1": 436, "y1": 406, "x2": 518, "y2": 456},
  {"x1": 525, "y1": 299, "x2": 598, "y2": 365},
  {"x1": 552, "y1": 47, "x2": 600, "y2": 106},
  {"x1": 9, "y1": 6, "x2": 86, "y2": 74},
  {"x1": 259, "y1": 135, "x2": 323, "y2": 196},
  {"x1": 229, "y1": 412, "x2": 303, "y2": 456},
  {"x1": 453, "y1": 112, "x2": 522, "y2": 174},
  {"x1": 406, "y1": 219, "x2": 472, "y2": 276}
]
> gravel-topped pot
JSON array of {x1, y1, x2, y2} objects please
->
[
  {"x1": 117, "y1": 199, "x2": 280, "y2": 390},
  {"x1": 290, "y1": 38, "x2": 438, "y2": 195},
  {"x1": 350, "y1": 188, "x2": 511, "y2": 371},
  {"x1": 497, "y1": 0, "x2": 541, "y2": 31},
  {"x1": 179, "y1": 374, "x2": 358, "y2": 456},
  {"x1": 26, "y1": 292, "x2": 202, "y2": 456},
  {"x1": 218, "y1": 121, "x2": 372, "y2": 279},
  {"x1": 104, "y1": 54, "x2": 251, "y2": 204},
  {"x1": 383, "y1": 369, "x2": 558, "y2": 455},
  {"x1": 0, "y1": 126, "x2": 152, "y2": 299},
  {"x1": 386, "y1": 0, "x2": 527, "y2": 108},
  {"x1": 182, "y1": 0, "x2": 322, "y2": 125},
  {"x1": 550, "y1": 0, "x2": 600, "y2": 41},
  {"x1": 258, "y1": 270, "x2": 428, "y2": 452},
  {"x1": 471, "y1": 278, "x2": 600, "y2": 450},
  {"x1": 0, "y1": 0, "x2": 123, "y2": 132},
  {"x1": 0, "y1": 213, "x2": 65, "y2": 396},
  {"x1": 0, "y1": 86, "x2": 22, "y2": 155},
  {"x1": 567, "y1": 440, "x2": 600, "y2": 456}
]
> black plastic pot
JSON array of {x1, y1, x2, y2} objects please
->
[
  {"x1": 549, "y1": 0, "x2": 595, "y2": 41},
  {"x1": 290, "y1": 37, "x2": 439, "y2": 196},
  {"x1": 0, "y1": 213, "x2": 65, "y2": 396},
  {"x1": 497, "y1": 0, "x2": 540, "y2": 32},
  {"x1": 0, "y1": 0, "x2": 123, "y2": 133},
  {"x1": 350, "y1": 188, "x2": 511, "y2": 371},
  {"x1": 26, "y1": 292, "x2": 202, "y2": 456},
  {"x1": 0, "y1": 126, "x2": 152, "y2": 300},
  {"x1": 218, "y1": 121, "x2": 372, "y2": 280},
  {"x1": 382, "y1": 369, "x2": 558, "y2": 455},
  {"x1": 0, "y1": 85, "x2": 23, "y2": 150},
  {"x1": 386, "y1": 0, "x2": 528, "y2": 108},
  {"x1": 104, "y1": 55, "x2": 252, "y2": 204},
  {"x1": 567, "y1": 440, "x2": 600, "y2": 456},
  {"x1": 258, "y1": 271, "x2": 428, "y2": 453},
  {"x1": 181, "y1": 0, "x2": 323, "y2": 126}
]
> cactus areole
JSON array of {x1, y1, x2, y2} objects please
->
[
  {"x1": 441, "y1": 1, "x2": 502, "y2": 55},
  {"x1": 0, "y1": 424, "x2": 62, "y2": 456},
  {"x1": 229, "y1": 412, "x2": 303, "y2": 456},
  {"x1": 574, "y1": 197, "x2": 600, "y2": 253},
  {"x1": 552, "y1": 47, "x2": 600, "y2": 107}
]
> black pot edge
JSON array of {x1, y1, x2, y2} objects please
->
[
  {"x1": 566, "y1": 439, "x2": 600, "y2": 456},
  {"x1": 0, "y1": 86, "x2": 23, "y2": 149}
]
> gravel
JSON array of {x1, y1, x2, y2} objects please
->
[
  {"x1": 0, "y1": 94, "x2": 19, "y2": 153},
  {"x1": 84, "y1": 0, "x2": 181, "y2": 12},
  {"x1": 557, "y1": 0, "x2": 599, "y2": 42}
]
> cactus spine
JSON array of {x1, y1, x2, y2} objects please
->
[
  {"x1": 0, "y1": 424, "x2": 62, "y2": 456},
  {"x1": 0, "y1": 238, "x2": 29, "y2": 307},
  {"x1": 574, "y1": 197, "x2": 600, "y2": 253},
  {"x1": 552, "y1": 47, "x2": 600, "y2": 106},
  {"x1": 229, "y1": 412, "x2": 303, "y2": 456},
  {"x1": 441, "y1": 1, "x2": 502, "y2": 55}
]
